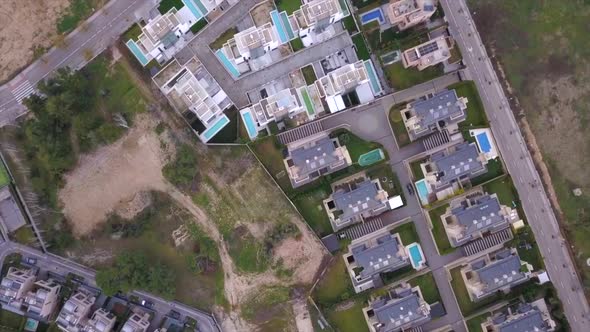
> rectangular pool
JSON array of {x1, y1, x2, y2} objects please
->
[
  {"x1": 240, "y1": 109, "x2": 258, "y2": 139},
  {"x1": 182, "y1": 0, "x2": 203, "y2": 20},
  {"x1": 364, "y1": 60, "x2": 382, "y2": 95},
  {"x1": 270, "y1": 10, "x2": 289, "y2": 44},
  {"x1": 476, "y1": 132, "x2": 492, "y2": 153},
  {"x1": 360, "y1": 8, "x2": 384, "y2": 25},
  {"x1": 125, "y1": 40, "x2": 149, "y2": 66},
  {"x1": 407, "y1": 243, "x2": 425, "y2": 269},
  {"x1": 201, "y1": 115, "x2": 229, "y2": 141},
  {"x1": 415, "y1": 179, "x2": 429, "y2": 205},
  {"x1": 215, "y1": 50, "x2": 240, "y2": 78}
]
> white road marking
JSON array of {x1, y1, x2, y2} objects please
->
[{"x1": 11, "y1": 81, "x2": 38, "y2": 104}]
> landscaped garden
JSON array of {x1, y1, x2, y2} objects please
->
[
  {"x1": 384, "y1": 62, "x2": 444, "y2": 90},
  {"x1": 388, "y1": 103, "x2": 411, "y2": 147},
  {"x1": 428, "y1": 204, "x2": 456, "y2": 255},
  {"x1": 407, "y1": 272, "x2": 442, "y2": 304}
]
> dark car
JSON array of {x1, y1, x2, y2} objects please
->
[
  {"x1": 169, "y1": 310, "x2": 181, "y2": 320},
  {"x1": 24, "y1": 257, "x2": 37, "y2": 265},
  {"x1": 406, "y1": 183, "x2": 415, "y2": 195},
  {"x1": 141, "y1": 300, "x2": 155, "y2": 309}
]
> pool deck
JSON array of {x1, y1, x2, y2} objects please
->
[
  {"x1": 469, "y1": 128, "x2": 499, "y2": 160},
  {"x1": 200, "y1": 114, "x2": 230, "y2": 142},
  {"x1": 239, "y1": 108, "x2": 259, "y2": 139}
]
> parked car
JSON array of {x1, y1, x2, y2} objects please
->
[
  {"x1": 169, "y1": 310, "x2": 181, "y2": 320},
  {"x1": 141, "y1": 300, "x2": 154, "y2": 309},
  {"x1": 24, "y1": 257, "x2": 37, "y2": 265},
  {"x1": 406, "y1": 183, "x2": 415, "y2": 195}
]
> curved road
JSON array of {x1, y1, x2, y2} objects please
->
[{"x1": 441, "y1": 0, "x2": 590, "y2": 330}]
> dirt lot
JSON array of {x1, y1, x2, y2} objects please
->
[
  {"x1": 59, "y1": 114, "x2": 174, "y2": 236},
  {"x1": 0, "y1": 0, "x2": 70, "y2": 82}
]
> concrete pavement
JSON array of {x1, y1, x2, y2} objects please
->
[
  {"x1": 0, "y1": 0, "x2": 158, "y2": 126},
  {"x1": 441, "y1": 0, "x2": 590, "y2": 330}
]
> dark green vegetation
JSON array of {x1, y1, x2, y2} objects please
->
[
  {"x1": 21, "y1": 57, "x2": 144, "y2": 211},
  {"x1": 96, "y1": 250, "x2": 176, "y2": 298},
  {"x1": 57, "y1": 0, "x2": 100, "y2": 34},
  {"x1": 468, "y1": 0, "x2": 590, "y2": 293},
  {"x1": 366, "y1": 163, "x2": 404, "y2": 199},
  {"x1": 483, "y1": 176, "x2": 519, "y2": 207},
  {"x1": 471, "y1": 158, "x2": 504, "y2": 186},
  {"x1": 163, "y1": 144, "x2": 198, "y2": 187},
  {"x1": 407, "y1": 273, "x2": 442, "y2": 304},
  {"x1": 351, "y1": 0, "x2": 379, "y2": 9},
  {"x1": 301, "y1": 65, "x2": 317, "y2": 85},
  {"x1": 250, "y1": 130, "x2": 395, "y2": 237},
  {"x1": 290, "y1": 37, "x2": 305, "y2": 52},
  {"x1": 0, "y1": 309, "x2": 25, "y2": 331},
  {"x1": 465, "y1": 312, "x2": 490, "y2": 332},
  {"x1": 343, "y1": 16, "x2": 358, "y2": 33},
  {"x1": 384, "y1": 62, "x2": 443, "y2": 90},
  {"x1": 275, "y1": 0, "x2": 302, "y2": 14},
  {"x1": 428, "y1": 204, "x2": 456, "y2": 255},
  {"x1": 210, "y1": 27, "x2": 238, "y2": 50},
  {"x1": 190, "y1": 19, "x2": 208, "y2": 34},
  {"x1": 158, "y1": 0, "x2": 184, "y2": 14},
  {"x1": 409, "y1": 158, "x2": 426, "y2": 181},
  {"x1": 448, "y1": 81, "x2": 488, "y2": 130},
  {"x1": 507, "y1": 226, "x2": 544, "y2": 270},
  {"x1": 388, "y1": 103, "x2": 410, "y2": 147},
  {"x1": 82, "y1": 192, "x2": 224, "y2": 310},
  {"x1": 352, "y1": 34, "x2": 370, "y2": 61},
  {"x1": 122, "y1": 24, "x2": 142, "y2": 41}
]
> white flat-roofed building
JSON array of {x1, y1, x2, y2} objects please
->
[
  {"x1": 402, "y1": 36, "x2": 453, "y2": 70},
  {"x1": 0, "y1": 267, "x2": 36, "y2": 309},
  {"x1": 387, "y1": 0, "x2": 438, "y2": 31},
  {"x1": 84, "y1": 308, "x2": 116, "y2": 332},
  {"x1": 24, "y1": 279, "x2": 61, "y2": 320},
  {"x1": 223, "y1": 23, "x2": 280, "y2": 65},
  {"x1": 250, "y1": 88, "x2": 306, "y2": 127},
  {"x1": 121, "y1": 313, "x2": 151, "y2": 332},
  {"x1": 56, "y1": 291, "x2": 96, "y2": 332},
  {"x1": 315, "y1": 61, "x2": 375, "y2": 113}
]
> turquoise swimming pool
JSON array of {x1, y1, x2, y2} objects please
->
[
  {"x1": 415, "y1": 179, "x2": 429, "y2": 205},
  {"x1": 215, "y1": 50, "x2": 240, "y2": 78},
  {"x1": 240, "y1": 109, "x2": 258, "y2": 139},
  {"x1": 182, "y1": 0, "x2": 203, "y2": 19},
  {"x1": 364, "y1": 60, "x2": 382, "y2": 95},
  {"x1": 270, "y1": 10, "x2": 289, "y2": 44},
  {"x1": 407, "y1": 243, "x2": 425, "y2": 269},
  {"x1": 476, "y1": 132, "x2": 492, "y2": 153},
  {"x1": 201, "y1": 115, "x2": 229, "y2": 141},
  {"x1": 126, "y1": 40, "x2": 149, "y2": 66}
]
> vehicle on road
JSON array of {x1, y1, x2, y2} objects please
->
[
  {"x1": 169, "y1": 310, "x2": 181, "y2": 320},
  {"x1": 24, "y1": 257, "x2": 37, "y2": 265},
  {"x1": 141, "y1": 299, "x2": 155, "y2": 309},
  {"x1": 406, "y1": 183, "x2": 415, "y2": 195}
]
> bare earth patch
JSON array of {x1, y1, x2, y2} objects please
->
[
  {"x1": 0, "y1": 0, "x2": 69, "y2": 82},
  {"x1": 59, "y1": 114, "x2": 174, "y2": 237}
]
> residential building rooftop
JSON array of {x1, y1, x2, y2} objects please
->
[
  {"x1": 386, "y1": 0, "x2": 437, "y2": 31},
  {"x1": 24, "y1": 279, "x2": 61, "y2": 320},
  {"x1": 284, "y1": 135, "x2": 352, "y2": 188},
  {"x1": 316, "y1": 61, "x2": 369, "y2": 98},
  {"x1": 402, "y1": 36, "x2": 453, "y2": 71},
  {"x1": 489, "y1": 300, "x2": 556, "y2": 332},
  {"x1": 299, "y1": 0, "x2": 344, "y2": 27},
  {"x1": 401, "y1": 89, "x2": 467, "y2": 140},
  {"x1": 0, "y1": 267, "x2": 36, "y2": 307},
  {"x1": 462, "y1": 249, "x2": 531, "y2": 301},
  {"x1": 324, "y1": 177, "x2": 390, "y2": 231},
  {"x1": 121, "y1": 313, "x2": 151, "y2": 332},
  {"x1": 430, "y1": 143, "x2": 487, "y2": 185},
  {"x1": 364, "y1": 284, "x2": 431, "y2": 332},
  {"x1": 56, "y1": 291, "x2": 96, "y2": 331},
  {"x1": 251, "y1": 88, "x2": 306, "y2": 127},
  {"x1": 226, "y1": 23, "x2": 280, "y2": 61},
  {"x1": 85, "y1": 308, "x2": 116, "y2": 332},
  {"x1": 443, "y1": 193, "x2": 520, "y2": 247},
  {"x1": 344, "y1": 231, "x2": 410, "y2": 292},
  {"x1": 0, "y1": 186, "x2": 27, "y2": 234}
]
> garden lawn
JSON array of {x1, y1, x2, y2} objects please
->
[
  {"x1": 482, "y1": 176, "x2": 518, "y2": 207},
  {"x1": 465, "y1": 313, "x2": 490, "y2": 332},
  {"x1": 388, "y1": 104, "x2": 410, "y2": 147},
  {"x1": 301, "y1": 65, "x2": 317, "y2": 85},
  {"x1": 0, "y1": 308, "x2": 25, "y2": 330},
  {"x1": 366, "y1": 164, "x2": 404, "y2": 199},
  {"x1": 158, "y1": 0, "x2": 184, "y2": 14},
  {"x1": 343, "y1": 15, "x2": 358, "y2": 33},
  {"x1": 325, "y1": 298, "x2": 369, "y2": 332},
  {"x1": 409, "y1": 158, "x2": 426, "y2": 181},
  {"x1": 249, "y1": 136, "x2": 291, "y2": 193},
  {"x1": 428, "y1": 204, "x2": 456, "y2": 255},
  {"x1": 352, "y1": 34, "x2": 370, "y2": 61},
  {"x1": 190, "y1": 20, "x2": 208, "y2": 34},
  {"x1": 291, "y1": 37, "x2": 304, "y2": 52},
  {"x1": 407, "y1": 273, "x2": 441, "y2": 304},
  {"x1": 210, "y1": 27, "x2": 238, "y2": 50},
  {"x1": 391, "y1": 222, "x2": 419, "y2": 244},
  {"x1": 293, "y1": 189, "x2": 332, "y2": 237},
  {"x1": 384, "y1": 62, "x2": 443, "y2": 90},
  {"x1": 471, "y1": 158, "x2": 504, "y2": 186},
  {"x1": 276, "y1": 0, "x2": 302, "y2": 14},
  {"x1": 448, "y1": 81, "x2": 488, "y2": 128},
  {"x1": 313, "y1": 258, "x2": 355, "y2": 308},
  {"x1": 0, "y1": 162, "x2": 9, "y2": 187},
  {"x1": 333, "y1": 129, "x2": 382, "y2": 163}
]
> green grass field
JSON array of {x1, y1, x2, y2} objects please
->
[
  {"x1": 448, "y1": 81, "x2": 488, "y2": 130},
  {"x1": 428, "y1": 204, "x2": 456, "y2": 255},
  {"x1": 465, "y1": 312, "x2": 490, "y2": 332},
  {"x1": 292, "y1": 189, "x2": 332, "y2": 237},
  {"x1": 325, "y1": 298, "x2": 369, "y2": 332},
  {"x1": 409, "y1": 158, "x2": 426, "y2": 181},
  {"x1": 482, "y1": 176, "x2": 518, "y2": 207},
  {"x1": 388, "y1": 104, "x2": 411, "y2": 147},
  {"x1": 0, "y1": 308, "x2": 25, "y2": 330},
  {"x1": 391, "y1": 221, "x2": 419, "y2": 245},
  {"x1": 158, "y1": 0, "x2": 184, "y2": 13},
  {"x1": 290, "y1": 37, "x2": 304, "y2": 52},
  {"x1": 313, "y1": 258, "x2": 355, "y2": 308},
  {"x1": 384, "y1": 62, "x2": 443, "y2": 90},
  {"x1": 407, "y1": 273, "x2": 441, "y2": 304},
  {"x1": 276, "y1": 0, "x2": 302, "y2": 14},
  {"x1": 301, "y1": 65, "x2": 317, "y2": 85},
  {"x1": 0, "y1": 161, "x2": 9, "y2": 188},
  {"x1": 210, "y1": 27, "x2": 238, "y2": 50},
  {"x1": 352, "y1": 34, "x2": 370, "y2": 61},
  {"x1": 449, "y1": 266, "x2": 502, "y2": 316},
  {"x1": 57, "y1": 0, "x2": 99, "y2": 34}
]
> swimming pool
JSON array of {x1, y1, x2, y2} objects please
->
[
  {"x1": 240, "y1": 109, "x2": 259, "y2": 139},
  {"x1": 126, "y1": 40, "x2": 150, "y2": 66},
  {"x1": 476, "y1": 132, "x2": 492, "y2": 153},
  {"x1": 215, "y1": 50, "x2": 240, "y2": 78},
  {"x1": 360, "y1": 8, "x2": 385, "y2": 25},
  {"x1": 363, "y1": 60, "x2": 382, "y2": 95},
  {"x1": 407, "y1": 242, "x2": 425, "y2": 269},
  {"x1": 201, "y1": 115, "x2": 230, "y2": 141},
  {"x1": 415, "y1": 179, "x2": 430, "y2": 205},
  {"x1": 358, "y1": 148, "x2": 384, "y2": 166},
  {"x1": 270, "y1": 10, "x2": 289, "y2": 44},
  {"x1": 182, "y1": 0, "x2": 203, "y2": 20}
]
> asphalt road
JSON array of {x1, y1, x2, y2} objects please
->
[
  {"x1": 0, "y1": 241, "x2": 220, "y2": 332},
  {"x1": 0, "y1": 0, "x2": 158, "y2": 126},
  {"x1": 441, "y1": 0, "x2": 590, "y2": 330}
]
